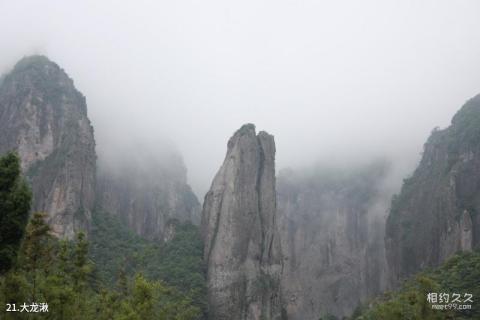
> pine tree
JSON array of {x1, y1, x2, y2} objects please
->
[
  {"x1": 45, "y1": 239, "x2": 75, "y2": 319},
  {"x1": 73, "y1": 231, "x2": 91, "y2": 290},
  {"x1": 117, "y1": 263, "x2": 129, "y2": 298},
  {"x1": 0, "y1": 152, "x2": 32, "y2": 274},
  {"x1": 97, "y1": 289, "x2": 117, "y2": 320},
  {"x1": 58, "y1": 240, "x2": 70, "y2": 284},
  {"x1": 131, "y1": 274, "x2": 155, "y2": 320},
  {"x1": 20, "y1": 212, "x2": 52, "y2": 301},
  {"x1": 0, "y1": 271, "x2": 29, "y2": 320}
]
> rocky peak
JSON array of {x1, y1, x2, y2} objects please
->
[
  {"x1": 385, "y1": 93, "x2": 480, "y2": 285},
  {"x1": 201, "y1": 124, "x2": 283, "y2": 320},
  {"x1": 0, "y1": 55, "x2": 96, "y2": 238}
]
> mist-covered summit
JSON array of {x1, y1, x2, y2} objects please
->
[
  {"x1": 0, "y1": 55, "x2": 200, "y2": 240},
  {"x1": 0, "y1": 55, "x2": 96, "y2": 238},
  {"x1": 2, "y1": 54, "x2": 480, "y2": 319},
  {"x1": 202, "y1": 124, "x2": 283, "y2": 320},
  {"x1": 386, "y1": 94, "x2": 480, "y2": 285}
]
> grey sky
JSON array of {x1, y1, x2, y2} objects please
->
[{"x1": 1, "y1": 0, "x2": 480, "y2": 196}]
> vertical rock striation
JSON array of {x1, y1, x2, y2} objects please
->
[
  {"x1": 201, "y1": 124, "x2": 283, "y2": 320},
  {"x1": 0, "y1": 56, "x2": 96, "y2": 238},
  {"x1": 385, "y1": 94, "x2": 480, "y2": 286},
  {"x1": 277, "y1": 163, "x2": 390, "y2": 319},
  {"x1": 96, "y1": 148, "x2": 200, "y2": 241}
]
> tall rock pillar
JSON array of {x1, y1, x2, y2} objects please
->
[{"x1": 201, "y1": 124, "x2": 283, "y2": 320}]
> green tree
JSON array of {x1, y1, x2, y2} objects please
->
[
  {"x1": 354, "y1": 251, "x2": 480, "y2": 320},
  {"x1": 132, "y1": 274, "x2": 155, "y2": 320},
  {"x1": 0, "y1": 271, "x2": 29, "y2": 320},
  {"x1": 43, "y1": 240, "x2": 75, "y2": 319},
  {"x1": 21, "y1": 212, "x2": 52, "y2": 301},
  {"x1": 73, "y1": 232, "x2": 91, "y2": 290},
  {"x1": 0, "y1": 152, "x2": 32, "y2": 274},
  {"x1": 117, "y1": 263, "x2": 129, "y2": 297},
  {"x1": 1, "y1": 205, "x2": 207, "y2": 319},
  {"x1": 58, "y1": 240, "x2": 71, "y2": 285}
]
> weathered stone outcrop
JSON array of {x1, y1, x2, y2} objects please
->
[
  {"x1": 277, "y1": 163, "x2": 390, "y2": 319},
  {"x1": 0, "y1": 55, "x2": 96, "y2": 238},
  {"x1": 96, "y1": 148, "x2": 200, "y2": 241},
  {"x1": 385, "y1": 94, "x2": 480, "y2": 285},
  {"x1": 201, "y1": 124, "x2": 283, "y2": 320}
]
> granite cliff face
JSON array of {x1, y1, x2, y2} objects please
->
[
  {"x1": 96, "y1": 147, "x2": 200, "y2": 241},
  {"x1": 201, "y1": 124, "x2": 283, "y2": 320},
  {"x1": 0, "y1": 55, "x2": 200, "y2": 241},
  {"x1": 0, "y1": 56, "x2": 96, "y2": 238},
  {"x1": 386, "y1": 94, "x2": 480, "y2": 285},
  {"x1": 277, "y1": 163, "x2": 390, "y2": 319}
]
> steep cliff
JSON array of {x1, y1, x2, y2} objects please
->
[
  {"x1": 0, "y1": 56, "x2": 96, "y2": 238},
  {"x1": 96, "y1": 145, "x2": 200, "y2": 241},
  {"x1": 386, "y1": 94, "x2": 480, "y2": 285},
  {"x1": 201, "y1": 124, "x2": 283, "y2": 320},
  {"x1": 277, "y1": 162, "x2": 391, "y2": 319}
]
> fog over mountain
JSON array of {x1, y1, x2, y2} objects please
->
[{"x1": 1, "y1": 0, "x2": 480, "y2": 196}]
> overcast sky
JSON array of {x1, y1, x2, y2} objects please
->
[{"x1": 1, "y1": 0, "x2": 480, "y2": 196}]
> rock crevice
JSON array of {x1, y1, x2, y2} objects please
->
[
  {"x1": 0, "y1": 55, "x2": 96, "y2": 238},
  {"x1": 201, "y1": 124, "x2": 283, "y2": 320},
  {"x1": 385, "y1": 94, "x2": 480, "y2": 285}
]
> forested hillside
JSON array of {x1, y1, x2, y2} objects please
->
[
  {"x1": 352, "y1": 251, "x2": 480, "y2": 319},
  {"x1": 2, "y1": 54, "x2": 480, "y2": 320},
  {"x1": 0, "y1": 151, "x2": 207, "y2": 319},
  {"x1": 90, "y1": 209, "x2": 207, "y2": 316}
]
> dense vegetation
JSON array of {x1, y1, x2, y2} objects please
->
[
  {"x1": 90, "y1": 209, "x2": 207, "y2": 317},
  {"x1": 385, "y1": 95, "x2": 480, "y2": 281},
  {"x1": 449, "y1": 94, "x2": 480, "y2": 150},
  {"x1": 0, "y1": 152, "x2": 32, "y2": 274},
  {"x1": 0, "y1": 211, "x2": 207, "y2": 319},
  {"x1": 351, "y1": 251, "x2": 480, "y2": 320},
  {"x1": 0, "y1": 151, "x2": 207, "y2": 319}
]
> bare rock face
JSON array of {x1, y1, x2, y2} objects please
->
[
  {"x1": 0, "y1": 56, "x2": 96, "y2": 238},
  {"x1": 96, "y1": 148, "x2": 200, "y2": 240},
  {"x1": 277, "y1": 163, "x2": 390, "y2": 319},
  {"x1": 201, "y1": 124, "x2": 283, "y2": 320},
  {"x1": 385, "y1": 94, "x2": 480, "y2": 285}
]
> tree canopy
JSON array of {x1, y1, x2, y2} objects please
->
[{"x1": 0, "y1": 152, "x2": 31, "y2": 274}]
